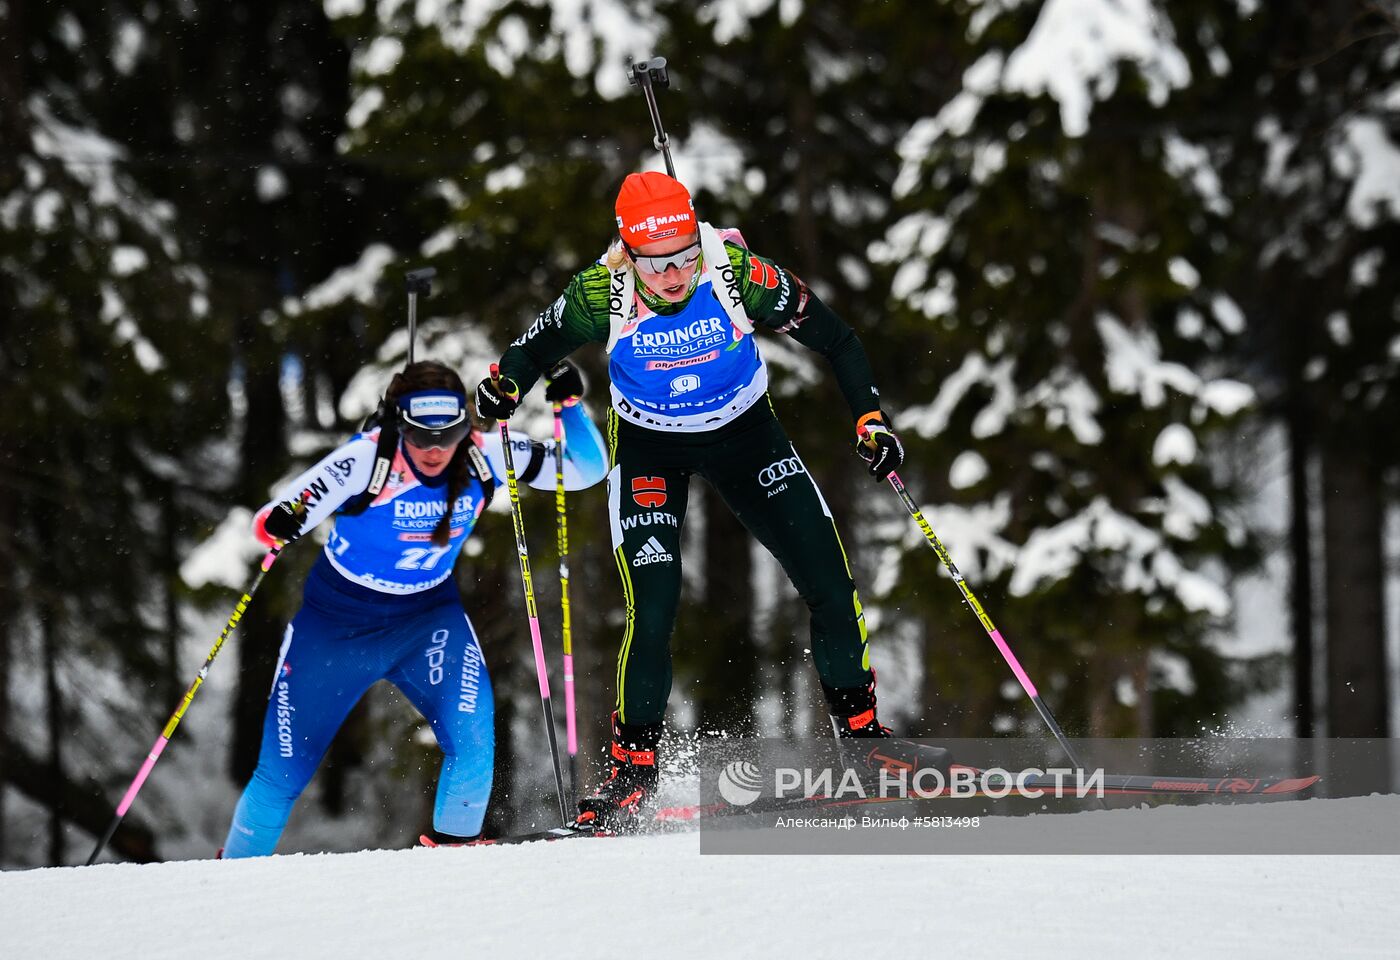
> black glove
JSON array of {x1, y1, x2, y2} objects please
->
[
  {"x1": 855, "y1": 416, "x2": 905, "y2": 482},
  {"x1": 475, "y1": 375, "x2": 520, "y2": 420},
  {"x1": 263, "y1": 500, "x2": 306, "y2": 543},
  {"x1": 543, "y1": 361, "x2": 585, "y2": 405}
]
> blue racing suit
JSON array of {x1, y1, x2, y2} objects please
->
[{"x1": 223, "y1": 405, "x2": 606, "y2": 856}]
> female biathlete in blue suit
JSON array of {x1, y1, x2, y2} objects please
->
[{"x1": 222, "y1": 359, "x2": 607, "y2": 857}]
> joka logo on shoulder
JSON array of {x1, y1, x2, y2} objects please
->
[
  {"x1": 631, "y1": 536, "x2": 673, "y2": 567},
  {"x1": 632, "y1": 476, "x2": 668, "y2": 508}
]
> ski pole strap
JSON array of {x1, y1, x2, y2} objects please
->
[
  {"x1": 465, "y1": 439, "x2": 496, "y2": 511},
  {"x1": 606, "y1": 222, "x2": 752, "y2": 355},
  {"x1": 341, "y1": 402, "x2": 399, "y2": 516},
  {"x1": 856, "y1": 410, "x2": 886, "y2": 439},
  {"x1": 605, "y1": 259, "x2": 635, "y2": 354},
  {"x1": 697, "y1": 222, "x2": 753, "y2": 335}
]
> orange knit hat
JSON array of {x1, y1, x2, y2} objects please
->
[{"x1": 614, "y1": 172, "x2": 696, "y2": 245}]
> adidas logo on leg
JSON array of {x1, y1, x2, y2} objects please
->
[{"x1": 631, "y1": 536, "x2": 674, "y2": 566}]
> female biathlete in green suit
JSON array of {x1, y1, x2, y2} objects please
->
[{"x1": 477, "y1": 172, "x2": 946, "y2": 829}]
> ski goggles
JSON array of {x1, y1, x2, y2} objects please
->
[
  {"x1": 397, "y1": 391, "x2": 471, "y2": 450},
  {"x1": 627, "y1": 241, "x2": 702, "y2": 275}
]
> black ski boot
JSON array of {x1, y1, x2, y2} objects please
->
[
  {"x1": 823, "y1": 675, "x2": 953, "y2": 778},
  {"x1": 573, "y1": 712, "x2": 661, "y2": 833}
]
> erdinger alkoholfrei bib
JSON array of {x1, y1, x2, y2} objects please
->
[
  {"x1": 607, "y1": 230, "x2": 767, "y2": 433},
  {"x1": 326, "y1": 433, "x2": 487, "y2": 595}
]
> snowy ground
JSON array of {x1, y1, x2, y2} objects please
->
[{"x1": 5, "y1": 798, "x2": 1400, "y2": 958}]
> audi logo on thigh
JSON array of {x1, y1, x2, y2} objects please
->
[{"x1": 758, "y1": 457, "x2": 805, "y2": 488}]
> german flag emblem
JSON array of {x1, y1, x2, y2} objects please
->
[{"x1": 631, "y1": 476, "x2": 668, "y2": 508}]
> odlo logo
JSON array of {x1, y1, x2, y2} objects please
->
[
  {"x1": 717, "y1": 760, "x2": 763, "y2": 806},
  {"x1": 425, "y1": 628, "x2": 449, "y2": 685}
]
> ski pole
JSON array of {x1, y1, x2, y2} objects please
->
[
  {"x1": 404, "y1": 267, "x2": 435, "y2": 366},
  {"x1": 553, "y1": 402, "x2": 579, "y2": 810},
  {"x1": 87, "y1": 538, "x2": 290, "y2": 865},
  {"x1": 628, "y1": 57, "x2": 676, "y2": 178},
  {"x1": 491, "y1": 364, "x2": 570, "y2": 826},
  {"x1": 862, "y1": 438, "x2": 1087, "y2": 772}
]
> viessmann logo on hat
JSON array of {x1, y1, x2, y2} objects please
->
[
  {"x1": 623, "y1": 211, "x2": 693, "y2": 236},
  {"x1": 615, "y1": 171, "x2": 695, "y2": 243}
]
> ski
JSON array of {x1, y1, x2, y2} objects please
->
[
  {"x1": 652, "y1": 765, "x2": 1320, "y2": 825},
  {"x1": 1046, "y1": 771, "x2": 1320, "y2": 797},
  {"x1": 418, "y1": 826, "x2": 607, "y2": 848},
  {"x1": 419, "y1": 768, "x2": 1319, "y2": 844}
]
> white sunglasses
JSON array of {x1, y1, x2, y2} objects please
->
[{"x1": 628, "y1": 242, "x2": 702, "y2": 274}]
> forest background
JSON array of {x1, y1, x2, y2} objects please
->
[{"x1": 2, "y1": 0, "x2": 1397, "y2": 867}]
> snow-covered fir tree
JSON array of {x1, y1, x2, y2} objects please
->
[
  {"x1": 1219, "y1": 3, "x2": 1400, "y2": 742},
  {"x1": 871, "y1": 0, "x2": 1268, "y2": 738},
  {"x1": 0, "y1": 2, "x2": 223, "y2": 865}
]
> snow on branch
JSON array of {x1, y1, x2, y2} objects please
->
[
  {"x1": 180, "y1": 508, "x2": 263, "y2": 590},
  {"x1": 1002, "y1": 0, "x2": 1191, "y2": 137},
  {"x1": 287, "y1": 243, "x2": 397, "y2": 315},
  {"x1": 1009, "y1": 497, "x2": 1230, "y2": 616},
  {"x1": 1097, "y1": 312, "x2": 1253, "y2": 417}
]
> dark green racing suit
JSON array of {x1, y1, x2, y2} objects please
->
[{"x1": 499, "y1": 237, "x2": 884, "y2": 727}]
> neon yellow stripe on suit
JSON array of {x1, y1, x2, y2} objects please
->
[
  {"x1": 829, "y1": 520, "x2": 869, "y2": 667},
  {"x1": 612, "y1": 544, "x2": 637, "y2": 723},
  {"x1": 803, "y1": 454, "x2": 868, "y2": 669},
  {"x1": 606, "y1": 408, "x2": 620, "y2": 468},
  {"x1": 853, "y1": 589, "x2": 870, "y2": 670},
  {"x1": 829, "y1": 513, "x2": 854, "y2": 580}
]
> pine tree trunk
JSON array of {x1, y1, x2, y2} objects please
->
[
  {"x1": 0, "y1": 609, "x2": 8, "y2": 864},
  {"x1": 162, "y1": 505, "x2": 182, "y2": 707},
  {"x1": 1086, "y1": 652, "x2": 1117, "y2": 739},
  {"x1": 0, "y1": 4, "x2": 28, "y2": 864},
  {"x1": 1287, "y1": 397, "x2": 1316, "y2": 737},
  {"x1": 230, "y1": 307, "x2": 288, "y2": 784},
  {"x1": 1133, "y1": 650, "x2": 1153, "y2": 738},
  {"x1": 214, "y1": 0, "x2": 293, "y2": 785},
  {"x1": 4, "y1": 735, "x2": 159, "y2": 863},
  {"x1": 0, "y1": 0, "x2": 26, "y2": 163},
  {"x1": 42, "y1": 609, "x2": 64, "y2": 865},
  {"x1": 0, "y1": 493, "x2": 13, "y2": 862},
  {"x1": 1321, "y1": 441, "x2": 1390, "y2": 740}
]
